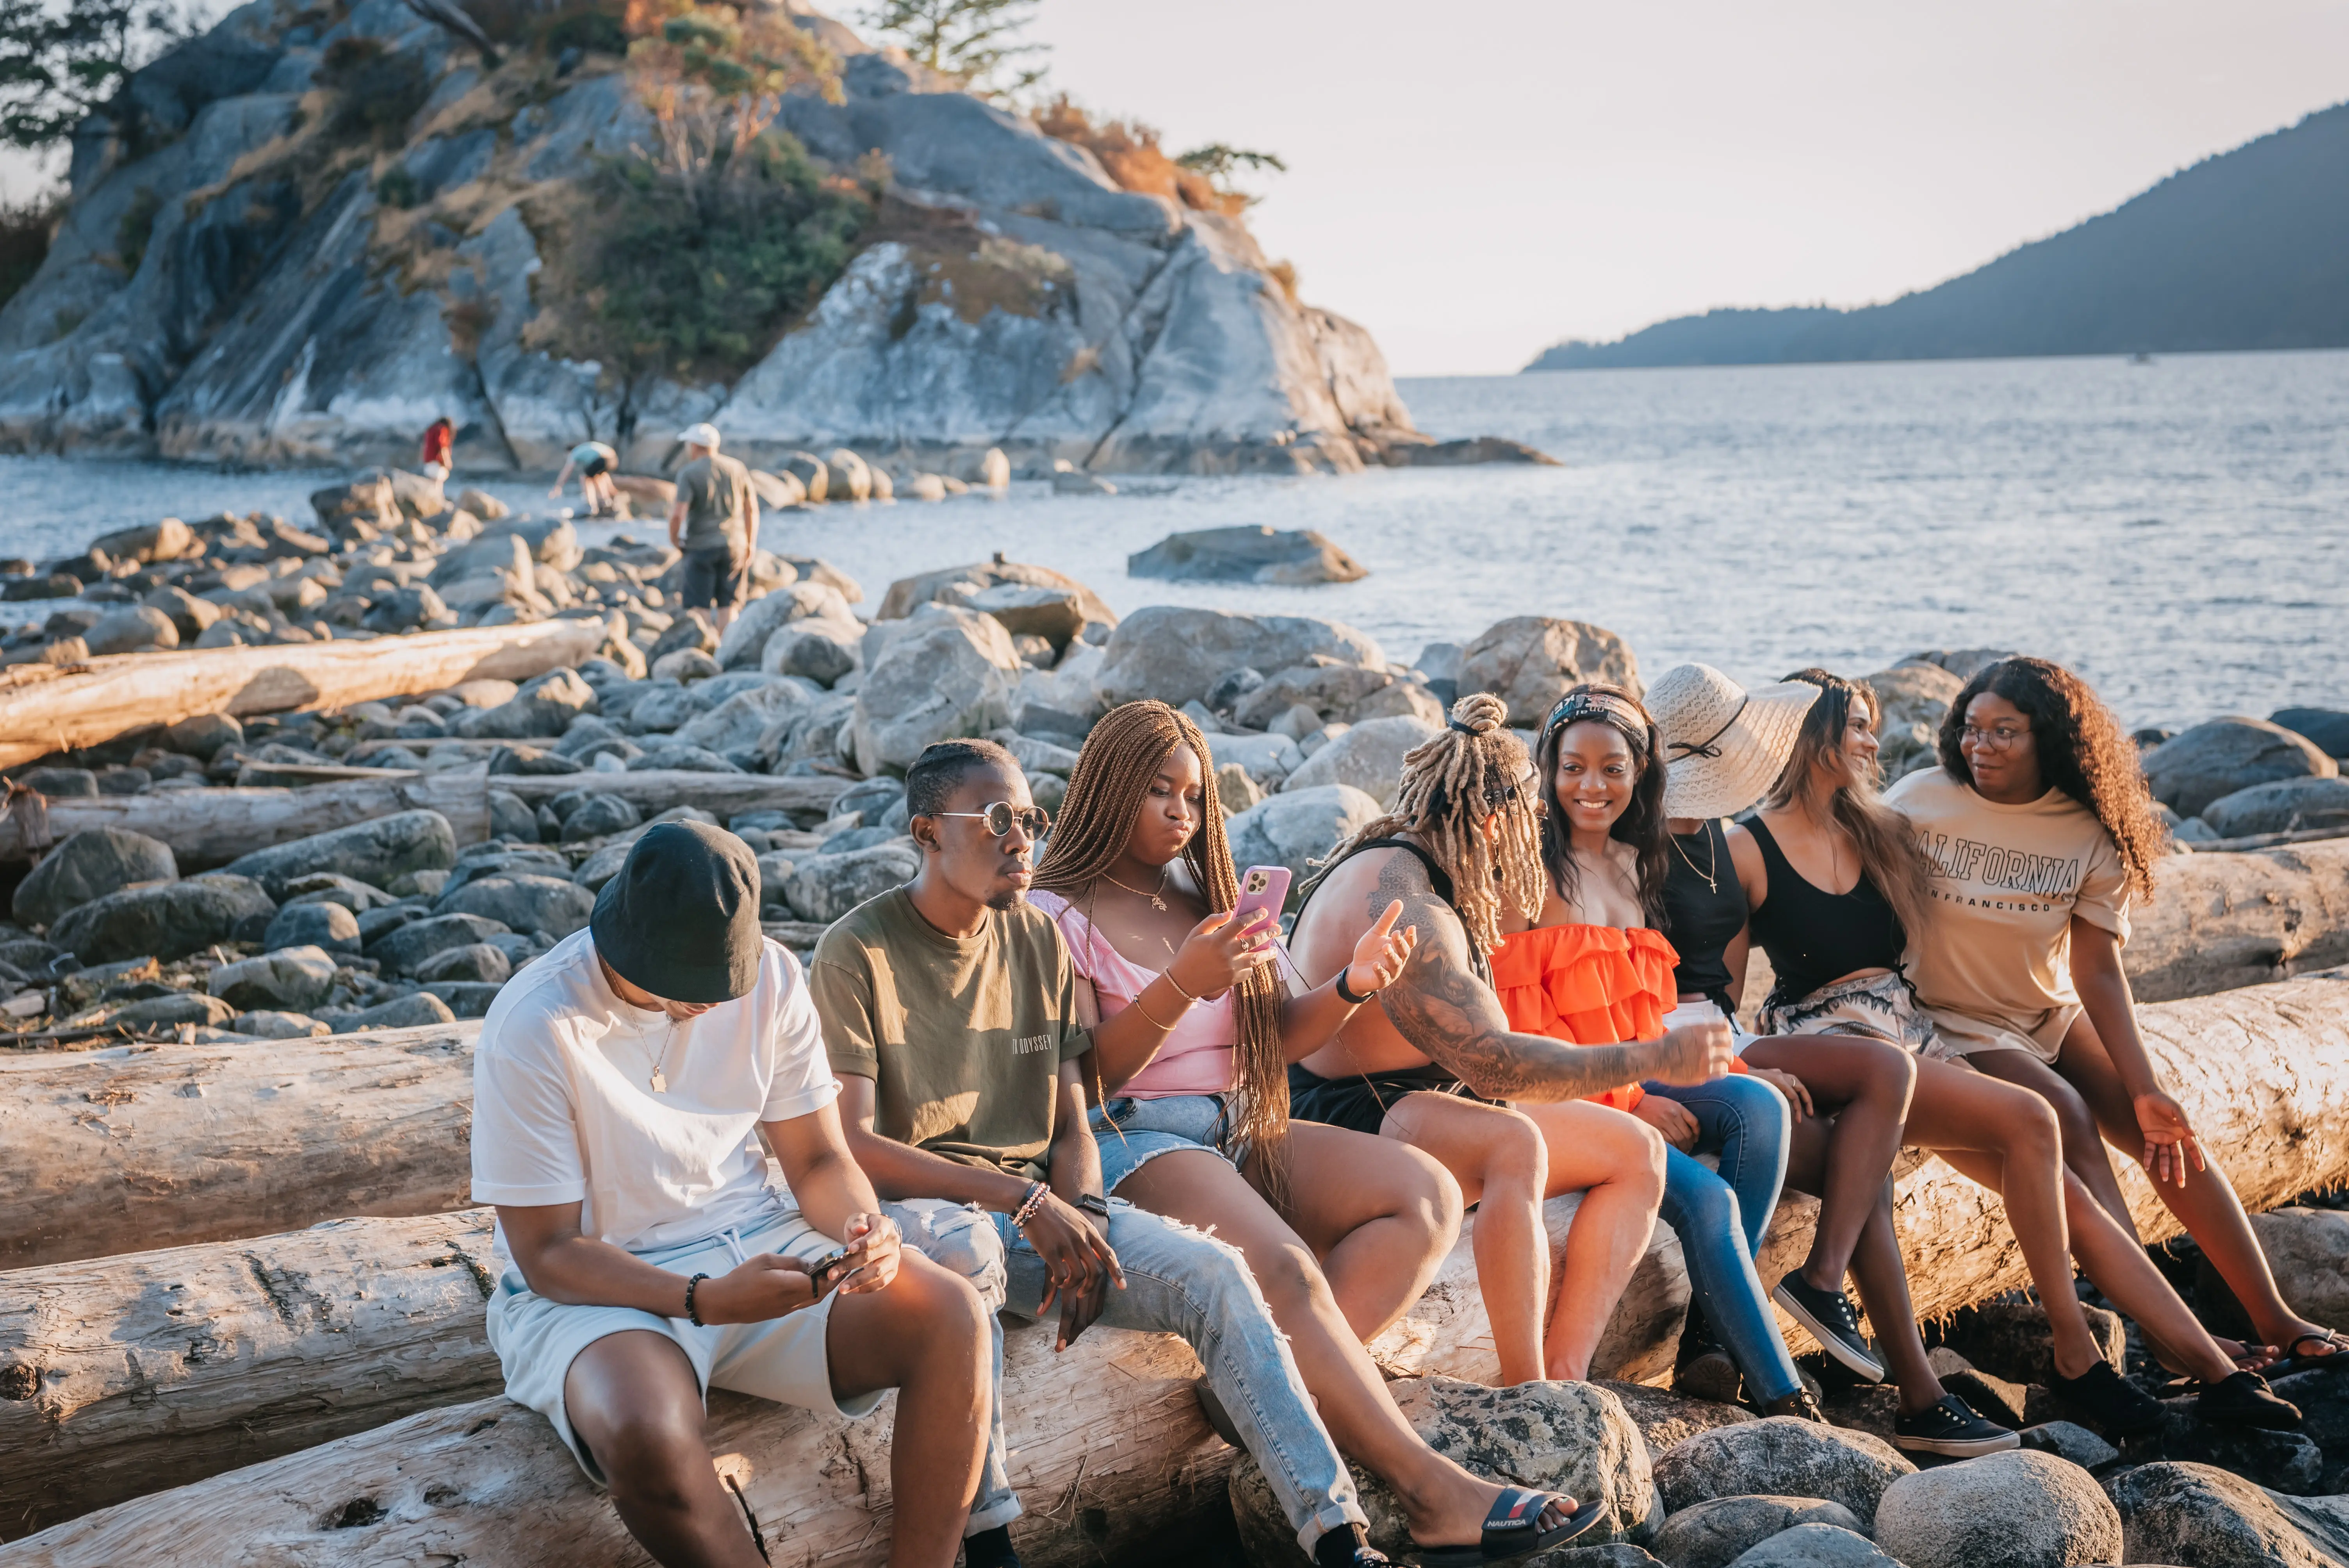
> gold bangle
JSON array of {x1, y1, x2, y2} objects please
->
[
  {"x1": 1130, "y1": 991, "x2": 1181, "y2": 1031},
  {"x1": 1162, "y1": 970, "x2": 1200, "y2": 1003}
]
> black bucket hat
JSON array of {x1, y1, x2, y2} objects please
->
[{"x1": 590, "y1": 820, "x2": 762, "y2": 1004}]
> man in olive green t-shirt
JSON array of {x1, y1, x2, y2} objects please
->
[
  {"x1": 811, "y1": 739, "x2": 1388, "y2": 1568},
  {"x1": 666, "y1": 422, "x2": 759, "y2": 631}
]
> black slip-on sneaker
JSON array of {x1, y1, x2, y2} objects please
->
[
  {"x1": 1773, "y1": 1275, "x2": 1886, "y2": 1382},
  {"x1": 2051, "y1": 1360, "x2": 2165, "y2": 1438},
  {"x1": 1892, "y1": 1394, "x2": 2021, "y2": 1458},
  {"x1": 2192, "y1": 1370, "x2": 2303, "y2": 1430}
]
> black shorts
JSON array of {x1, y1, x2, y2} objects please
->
[
  {"x1": 581, "y1": 454, "x2": 612, "y2": 478},
  {"x1": 1285, "y1": 1062, "x2": 1494, "y2": 1135},
  {"x1": 679, "y1": 544, "x2": 748, "y2": 609}
]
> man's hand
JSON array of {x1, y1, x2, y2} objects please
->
[
  {"x1": 1020, "y1": 1194, "x2": 1125, "y2": 1350},
  {"x1": 697, "y1": 1254, "x2": 818, "y2": 1323},
  {"x1": 1345, "y1": 902, "x2": 1417, "y2": 1000},
  {"x1": 1648, "y1": 1021, "x2": 1735, "y2": 1086},
  {"x1": 2134, "y1": 1090, "x2": 2206, "y2": 1187},
  {"x1": 826, "y1": 1212, "x2": 901, "y2": 1296},
  {"x1": 1747, "y1": 1067, "x2": 1813, "y2": 1122},
  {"x1": 1633, "y1": 1094, "x2": 1699, "y2": 1152}
]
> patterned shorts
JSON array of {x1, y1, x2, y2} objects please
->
[{"x1": 1759, "y1": 970, "x2": 1937, "y2": 1052}]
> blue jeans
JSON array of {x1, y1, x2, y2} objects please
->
[
  {"x1": 1644, "y1": 1073, "x2": 1801, "y2": 1404},
  {"x1": 888, "y1": 1194, "x2": 1364, "y2": 1555}
]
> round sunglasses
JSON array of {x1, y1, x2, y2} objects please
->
[{"x1": 932, "y1": 800, "x2": 1053, "y2": 837}]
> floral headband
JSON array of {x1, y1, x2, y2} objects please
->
[{"x1": 1541, "y1": 688, "x2": 1650, "y2": 739}]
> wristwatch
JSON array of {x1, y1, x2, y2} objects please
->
[{"x1": 1074, "y1": 1192, "x2": 1111, "y2": 1219}]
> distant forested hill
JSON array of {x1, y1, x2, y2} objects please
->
[{"x1": 1526, "y1": 101, "x2": 2349, "y2": 370}]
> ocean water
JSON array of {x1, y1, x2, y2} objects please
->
[{"x1": 5, "y1": 348, "x2": 2345, "y2": 729}]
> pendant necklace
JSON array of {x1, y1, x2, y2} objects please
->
[
  {"x1": 1672, "y1": 827, "x2": 1720, "y2": 894},
  {"x1": 1101, "y1": 868, "x2": 1170, "y2": 911},
  {"x1": 649, "y1": 1019, "x2": 678, "y2": 1094}
]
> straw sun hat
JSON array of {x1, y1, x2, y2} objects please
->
[{"x1": 1646, "y1": 664, "x2": 1821, "y2": 820}]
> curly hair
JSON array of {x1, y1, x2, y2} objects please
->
[
  {"x1": 1935, "y1": 657, "x2": 2167, "y2": 898},
  {"x1": 1313, "y1": 691, "x2": 1545, "y2": 959},
  {"x1": 1768, "y1": 669, "x2": 1934, "y2": 941},
  {"x1": 1031, "y1": 701, "x2": 1293, "y2": 1206},
  {"x1": 1535, "y1": 682, "x2": 1670, "y2": 925}
]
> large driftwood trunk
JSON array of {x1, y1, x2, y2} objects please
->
[
  {"x1": 495, "y1": 770, "x2": 851, "y2": 818},
  {"x1": 6, "y1": 975, "x2": 2345, "y2": 1566},
  {"x1": 0, "y1": 771, "x2": 492, "y2": 863},
  {"x1": 0, "y1": 1213, "x2": 501, "y2": 1538},
  {"x1": 0, "y1": 1026, "x2": 477, "y2": 1271},
  {"x1": 2125, "y1": 842, "x2": 2349, "y2": 1002},
  {"x1": 0, "y1": 621, "x2": 606, "y2": 770}
]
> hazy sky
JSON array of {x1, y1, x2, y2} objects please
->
[{"x1": 1035, "y1": 0, "x2": 2349, "y2": 374}]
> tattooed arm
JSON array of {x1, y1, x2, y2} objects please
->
[{"x1": 1371, "y1": 850, "x2": 1732, "y2": 1100}]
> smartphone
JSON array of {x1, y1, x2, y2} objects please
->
[
  {"x1": 1230, "y1": 864, "x2": 1293, "y2": 938},
  {"x1": 806, "y1": 1237, "x2": 868, "y2": 1298}
]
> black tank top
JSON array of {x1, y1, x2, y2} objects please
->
[
  {"x1": 1660, "y1": 818, "x2": 1747, "y2": 1009},
  {"x1": 1744, "y1": 816, "x2": 1905, "y2": 1007},
  {"x1": 1295, "y1": 836, "x2": 1491, "y2": 985}
]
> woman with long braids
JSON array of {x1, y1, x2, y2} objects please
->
[
  {"x1": 1888, "y1": 656, "x2": 2347, "y2": 1380},
  {"x1": 1491, "y1": 682, "x2": 1825, "y2": 1422},
  {"x1": 1030, "y1": 700, "x2": 1617, "y2": 1562},
  {"x1": 1288, "y1": 694, "x2": 1732, "y2": 1387},
  {"x1": 1734, "y1": 667, "x2": 2300, "y2": 1433}
]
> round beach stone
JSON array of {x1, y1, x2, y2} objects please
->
[
  {"x1": 230, "y1": 1010, "x2": 331, "y2": 1039},
  {"x1": 260, "y1": 899, "x2": 361, "y2": 956},
  {"x1": 1094, "y1": 605, "x2": 1380, "y2": 712},
  {"x1": 434, "y1": 873, "x2": 595, "y2": 940},
  {"x1": 346, "y1": 991, "x2": 458, "y2": 1030},
  {"x1": 2141, "y1": 718, "x2": 2338, "y2": 819},
  {"x1": 81, "y1": 605, "x2": 180, "y2": 656},
  {"x1": 12, "y1": 827, "x2": 177, "y2": 929},
  {"x1": 1223, "y1": 784, "x2": 1382, "y2": 887},
  {"x1": 50, "y1": 874, "x2": 276, "y2": 962},
  {"x1": 367, "y1": 912, "x2": 513, "y2": 977},
  {"x1": 2244, "y1": 1207, "x2": 2349, "y2": 1329},
  {"x1": 162, "y1": 713, "x2": 243, "y2": 759},
  {"x1": 1873, "y1": 1449, "x2": 2119, "y2": 1568},
  {"x1": 2269, "y1": 706, "x2": 2349, "y2": 759},
  {"x1": 414, "y1": 943, "x2": 512, "y2": 986},
  {"x1": 1277, "y1": 715, "x2": 1439, "y2": 809},
  {"x1": 111, "y1": 991, "x2": 237, "y2": 1028},
  {"x1": 2198, "y1": 776, "x2": 2349, "y2": 838},
  {"x1": 1720, "y1": 1523, "x2": 1899, "y2": 1567},
  {"x1": 1651, "y1": 1495, "x2": 1864, "y2": 1568},
  {"x1": 785, "y1": 841, "x2": 922, "y2": 923},
  {"x1": 224, "y1": 810, "x2": 458, "y2": 900},
  {"x1": 1457, "y1": 616, "x2": 1640, "y2": 725},
  {"x1": 560, "y1": 792, "x2": 642, "y2": 843},
  {"x1": 846, "y1": 605, "x2": 1024, "y2": 775},
  {"x1": 206, "y1": 945, "x2": 338, "y2": 1012},
  {"x1": 1654, "y1": 1417, "x2": 1914, "y2": 1527},
  {"x1": 2107, "y1": 1461, "x2": 2349, "y2": 1568}
]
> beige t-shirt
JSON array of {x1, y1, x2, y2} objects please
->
[
  {"x1": 1884, "y1": 767, "x2": 2131, "y2": 1037},
  {"x1": 810, "y1": 888, "x2": 1091, "y2": 1180}
]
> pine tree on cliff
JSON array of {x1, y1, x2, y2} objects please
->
[{"x1": 862, "y1": 0, "x2": 1049, "y2": 98}]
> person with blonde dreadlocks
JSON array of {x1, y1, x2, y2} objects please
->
[
  {"x1": 1289, "y1": 694, "x2": 1736, "y2": 1386},
  {"x1": 1031, "y1": 700, "x2": 1605, "y2": 1561}
]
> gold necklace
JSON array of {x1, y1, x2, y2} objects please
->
[
  {"x1": 1100, "y1": 867, "x2": 1170, "y2": 911},
  {"x1": 1672, "y1": 826, "x2": 1719, "y2": 894},
  {"x1": 649, "y1": 1019, "x2": 677, "y2": 1094}
]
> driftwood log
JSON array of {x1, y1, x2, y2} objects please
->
[
  {"x1": 0, "y1": 1213, "x2": 501, "y2": 1538},
  {"x1": 2125, "y1": 841, "x2": 2349, "y2": 1002},
  {"x1": 5, "y1": 974, "x2": 2345, "y2": 1562},
  {"x1": 0, "y1": 620, "x2": 606, "y2": 770},
  {"x1": 0, "y1": 1026, "x2": 476, "y2": 1271},
  {"x1": 495, "y1": 769, "x2": 851, "y2": 819},
  {"x1": 0, "y1": 770, "x2": 493, "y2": 864}
]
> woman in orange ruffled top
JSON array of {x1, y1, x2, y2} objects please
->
[{"x1": 1493, "y1": 684, "x2": 1818, "y2": 1420}]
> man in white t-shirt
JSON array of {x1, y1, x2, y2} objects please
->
[{"x1": 473, "y1": 821, "x2": 993, "y2": 1568}]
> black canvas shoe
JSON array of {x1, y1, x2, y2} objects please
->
[
  {"x1": 2192, "y1": 1370, "x2": 2302, "y2": 1430},
  {"x1": 1773, "y1": 1275, "x2": 1886, "y2": 1382},
  {"x1": 2051, "y1": 1360, "x2": 2165, "y2": 1438},
  {"x1": 1892, "y1": 1394, "x2": 2021, "y2": 1458}
]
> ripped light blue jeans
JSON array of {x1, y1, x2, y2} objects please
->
[
  {"x1": 1642, "y1": 1072, "x2": 1802, "y2": 1404},
  {"x1": 886, "y1": 1192, "x2": 1364, "y2": 1555}
]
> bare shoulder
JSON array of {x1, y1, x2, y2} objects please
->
[{"x1": 1724, "y1": 819, "x2": 1767, "y2": 905}]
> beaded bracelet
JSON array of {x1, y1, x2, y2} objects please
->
[
  {"x1": 684, "y1": 1271, "x2": 711, "y2": 1327},
  {"x1": 1011, "y1": 1180, "x2": 1049, "y2": 1228}
]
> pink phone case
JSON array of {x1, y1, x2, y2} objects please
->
[{"x1": 1231, "y1": 864, "x2": 1292, "y2": 933}]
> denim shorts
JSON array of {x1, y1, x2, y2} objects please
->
[{"x1": 1089, "y1": 1092, "x2": 1240, "y2": 1193}]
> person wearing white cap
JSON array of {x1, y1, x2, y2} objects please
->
[{"x1": 668, "y1": 423, "x2": 759, "y2": 632}]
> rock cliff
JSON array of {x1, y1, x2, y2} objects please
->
[{"x1": 0, "y1": 0, "x2": 1446, "y2": 476}]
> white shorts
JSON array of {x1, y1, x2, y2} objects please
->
[
  {"x1": 1661, "y1": 996, "x2": 1760, "y2": 1057},
  {"x1": 422, "y1": 461, "x2": 451, "y2": 482},
  {"x1": 485, "y1": 1205, "x2": 883, "y2": 1485}
]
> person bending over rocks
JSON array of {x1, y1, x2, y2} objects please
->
[
  {"x1": 551, "y1": 438, "x2": 621, "y2": 518},
  {"x1": 1646, "y1": 663, "x2": 2014, "y2": 1457},
  {"x1": 1735, "y1": 668, "x2": 2299, "y2": 1435},
  {"x1": 1888, "y1": 656, "x2": 2347, "y2": 1381},
  {"x1": 471, "y1": 822, "x2": 995, "y2": 1568},
  {"x1": 1287, "y1": 694, "x2": 1737, "y2": 1387},
  {"x1": 1490, "y1": 682, "x2": 1821, "y2": 1423},
  {"x1": 811, "y1": 738, "x2": 1606, "y2": 1568}
]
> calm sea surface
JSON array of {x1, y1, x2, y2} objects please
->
[{"x1": 4, "y1": 349, "x2": 2344, "y2": 729}]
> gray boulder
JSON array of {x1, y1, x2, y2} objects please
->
[
  {"x1": 2199, "y1": 777, "x2": 2349, "y2": 838},
  {"x1": 13, "y1": 827, "x2": 177, "y2": 928},
  {"x1": 280, "y1": 873, "x2": 398, "y2": 914},
  {"x1": 876, "y1": 559, "x2": 1115, "y2": 628},
  {"x1": 224, "y1": 810, "x2": 457, "y2": 900},
  {"x1": 1872, "y1": 1449, "x2": 2119, "y2": 1568},
  {"x1": 369, "y1": 912, "x2": 514, "y2": 977},
  {"x1": 1901, "y1": 647, "x2": 2018, "y2": 683},
  {"x1": 144, "y1": 584, "x2": 223, "y2": 640},
  {"x1": 1939, "y1": 1301, "x2": 2127, "y2": 1386},
  {"x1": 1127, "y1": 525, "x2": 1367, "y2": 585},
  {"x1": 490, "y1": 788, "x2": 540, "y2": 841},
  {"x1": 1211, "y1": 730, "x2": 1308, "y2": 788},
  {"x1": 207, "y1": 945, "x2": 338, "y2": 1012},
  {"x1": 1232, "y1": 661, "x2": 1397, "y2": 729},
  {"x1": 362, "y1": 584, "x2": 449, "y2": 634},
  {"x1": 714, "y1": 581, "x2": 855, "y2": 670},
  {"x1": 231, "y1": 1010, "x2": 330, "y2": 1039},
  {"x1": 436, "y1": 873, "x2": 596, "y2": 939},
  {"x1": 1652, "y1": 1496, "x2": 1865, "y2": 1568},
  {"x1": 784, "y1": 841, "x2": 921, "y2": 923},
  {"x1": 453, "y1": 668, "x2": 601, "y2": 740},
  {"x1": 1721, "y1": 1524, "x2": 1898, "y2": 1568},
  {"x1": 561, "y1": 793, "x2": 642, "y2": 842},
  {"x1": 1458, "y1": 617, "x2": 1641, "y2": 725},
  {"x1": 847, "y1": 605, "x2": 1025, "y2": 775},
  {"x1": 1654, "y1": 1418, "x2": 1914, "y2": 1526},
  {"x1": 51, "y1": 875, "x2": 276, "y2": 962},
  {"x1": 1867, "y1": 662, "x2": 1968, "y2": 780},
  {"x1": 2244, "y1": 1207, "x2": 2349, "y2": 1329},
  {"x1": 163, "y1": 713, "x2": 244, "y2": 758},
  {"x1": 260, "y1": 899, "x2": 362, "y2": 955},
  {"x1": 2142, "y1": 718, "x2": 2338, "y2": 819},
  {"x1": 1223, "y1": 785, "x2": 1383, "y2": 887},
  {"x1": 82, "y1": 604, "x2": 180, "y2": 655},
  {"x1": 761, "y1": 618, "x2": 864, "y2": 685},
  {"x1": 631, "y1": 743, "x2": 745, "y2": 774},
  {"x1": 965, "y1": 582, "x2": 1087, "y2": 649},
  {"x1": 415, "y1": 943, "x2": 512, "y2": 985},
  {"x1": 2121, "y1": 1410, "x2": 2325, "y2": 1495},
  {"x1": 347, "y1": 991, "x2": 458, "y2": 1030},
  {"x1": 1277, "y1": 716, "x2": 1437, "y2": 809},
  {"x1": 622, "y1": 682, "x2": 700, "y2": 736},
  {"x1": 423, "y1": 981, "x2": 506, "y2": 1019},
  {"x1": 1095, "y1": 607, "x2": 1384, "y2": 711},
  {"x1": 2017, "y1": 1421, "x2": 2120, "y2": 1473},
  {"x1": 677, "y1": 681, "x2": 808, "y2": 755},
  {"x1": 2106, "y1": 1461, "x2": 2349, "y2": 1568},
  {"x1": 1228, "y1": 1376, "x2": 1653, "y2": 1566},
  {"x1": 113, "y1": 991, "x2": 237, "y2": 1027},
  {"x1": 2271, "y1": 706, "x2": 2349, "y2": 760},
  {"x1": 572, "y1": 838, "x2": 635, "y2": 893},
  {"x1": 1595, "y1": 1381, "x2": 1758, "y2": 1458}
]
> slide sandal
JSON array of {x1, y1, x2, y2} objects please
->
[
  {"x1": 1412, "y1": 1486, "x2": 1609, "y2": 1566},
  {"x1": 2272, "y1": 1331, "x2": 2349, "y2": 1377}
]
